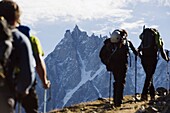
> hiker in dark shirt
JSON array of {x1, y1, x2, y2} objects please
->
[
  {"x1": 138, "y1": 28, "x2": 169, "y2": 101},
  {"x1": 100, "y1": 29, "x2": 138, "y2": 107},
  {"x1": 0, "y1": 0, "x2": 35, "y2": 112},
  {"x1": 0, "y1": 16, "x2": 14, "y2": 113}
]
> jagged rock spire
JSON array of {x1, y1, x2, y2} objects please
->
[{"x1": 74, "y1": 25, "x2": 80, "y2": 31}]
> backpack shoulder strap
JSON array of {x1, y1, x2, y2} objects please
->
[
  {"x1": 17, "y1": 25, "x2": 31, "y2": 38},
  {"x1": 0, "y1": 17, "x2": 13, "y2": 78}
]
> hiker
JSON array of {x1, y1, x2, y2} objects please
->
[
  {"x1": 0, "y1": 16, "x2": 14, "y2": 113},
  {"x1": 99, "y1": 29, "x2": 138, "y2": 107},
  {"x1": 138, "y1": 27, "x2": 169, "y2": 101},
  {"x1": 0, "y1": 0, "x2": 35, "y2": 112},
  {"x1": 17, "y1": 25, "x2": 51, "y2": 113}
]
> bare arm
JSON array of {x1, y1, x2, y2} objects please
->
[
  {"x1": 35, "y1": 54, "x2": 50, "y2": 89},
  {"x1": 160, "y1": 47, "x2": 169, "y2": 62},
  {"x1": 128, "y1": 40, "x2": 142, "y2": 57}
]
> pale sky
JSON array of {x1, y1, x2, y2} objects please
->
[{"x1": 14, "y1": 0, "x2": 170, "y2": 56}]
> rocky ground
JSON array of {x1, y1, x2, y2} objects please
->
[{"x1": 49, "y1": 93, "x2": 170, "y2": 113}]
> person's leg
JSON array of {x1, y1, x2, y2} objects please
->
[
  {"x1": 0, "y1": 80, "x2": 15, "y2": 113},
  {"x1": 113, "y1": 64, "x2": 127, "y2": 107},
  {"x1": 149, "y1": 82, "x2": 155, "y2": 100},
  {"x1": 141, "y1": 59, "x2": 151, "y2": 100},
  {"x1": 113, "y1": 82, "x2": 124, "y2": 107},
  {"x1": 141, "y1": 73, "x2": 152, "y2": 100},
  {"x1": 149, "y1": 63, "x2": 157, "y2": 100},
  {"x1": 141, "y1": 58, "x2": 157, "y2": 100},
  {"x1": 21, "y1": 87, "x2": 38, "y2": 113}
]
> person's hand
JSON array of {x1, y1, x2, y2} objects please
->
[
  {"x1": 165, "y1": 57, "x2": 169, "y2": 62},
  {"x1": 165, "y1": 50, "x2": 169, "y2": 62},
  {"x1": 106, "y1": 65, "x2": 112, "y2": 71},
  {"x1": 43, "y1": 80, "x2": 51, "y2": 89}
]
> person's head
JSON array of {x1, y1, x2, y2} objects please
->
[
  {"x1": 0, "y1": 0, "x2": 21, "y2": 26},
  {"x1": 120, "y1": 29, "x2": 128, "y2": 38},
  {"x1": 110, "y1": 30, "x2": 122, "y2": 43},
  {"x1": 110, "y1": 29, "x2": 128, "y2": 43}
]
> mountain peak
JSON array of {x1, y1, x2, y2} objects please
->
[{"x1": 73, "y1": 25, "x2": 81, "y2": 32}]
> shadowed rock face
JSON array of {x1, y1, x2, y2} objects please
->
[{"x1": 36, "y1": 26, "x2": 170, "y2": 112}]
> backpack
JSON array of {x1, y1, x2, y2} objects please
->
[
  {"x1": 99, "y1": 32, "x2": 130, "y2": 71},
  {"x1": 0, "y1": 16, "x2": 13, "y2": 79},
  {"x1": 139, "y1": 28, "x2": 163, "y2": 56},
  {"x1": 17, "y1": 25, "x2": 44, "y2": 58}
]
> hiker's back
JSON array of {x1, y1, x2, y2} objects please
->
[
  {"x1": 99, "y1": 29, "x2": 129, "y2": 68},
  {"x1": 138, "y1": 27, "x2": 168, "y2": 102},
  {"x1": 99, "y1": 29, "x2": 138, "y2": 107},
  {"x1": 139, "y1": 28, "x2": 162, "y2": 57},
  {"x1": 110, "y1": 42, "x2": 129, "y2": 63},
  {"x1": 8, "y1": 28, "x2": 35, "y2": 95}
]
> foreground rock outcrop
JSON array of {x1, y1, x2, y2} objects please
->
[{"x1": 49, "y1": 94, "x2": 170, "y2": 113}]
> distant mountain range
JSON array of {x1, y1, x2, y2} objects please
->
[{"x1": 36, "y1": 25, "x2": 170, "y2": 112}]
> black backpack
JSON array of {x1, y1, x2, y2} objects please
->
[
  {"x1": 0, "y1": 16, "x2": 13, "y2": 78},
  {"x1": 99, "y1": 37, "x2": 130, "y2": 71},
  {"x1": 139, "y1": 28, "x2": 162, "y2": 56}
]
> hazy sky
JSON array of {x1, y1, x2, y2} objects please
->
[{"x1": 15, "y1": 0, "x2": 170, "y2": 56}]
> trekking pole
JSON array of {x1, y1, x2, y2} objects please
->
[
  {"x1": 47, "y1": 86, "x2": 52, "y2": 102},
  {"x1": 43, "y1": 81, "x2": 52, "y2": 113},
  {"x1": 166, "y1": 50, "x2": 169, "y2": 95},
  {"x1": 109, "y1": 72, "x2": 112, "y2": 103},
  {"x1": 167, "y1": 62, "x2": 170, "y2": 95},
  {"x1": 135, "y1": 55, "x2": 137, "y2": 102},
  {"x1": 43, "y1": 89, "x2": 47, "y2": 113}
]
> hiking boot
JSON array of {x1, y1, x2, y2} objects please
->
[
  {"x1": 114, "y1": 103, "x2": 121, "y2": 108},
  {"x1": 140, "y1": 95, "x2": 148, "y2": 101}
]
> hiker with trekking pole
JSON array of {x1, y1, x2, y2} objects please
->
[
  {"x1": 17, "y1": 25, "x2": 51, "y2": 113},
  {"x1": 137, "y1": 27, "x2": 169, "y2": 101},
  {"x1": 99, "y1": 29, "x2": 138, "y2": 107}
]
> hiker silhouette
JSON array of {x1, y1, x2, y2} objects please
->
[
  {"x1": 99, "y1": 29, "x2": 138, "y2": 107},
  {"x1": 138, "y1": 27, "x2": 169, "y2": 101}
]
